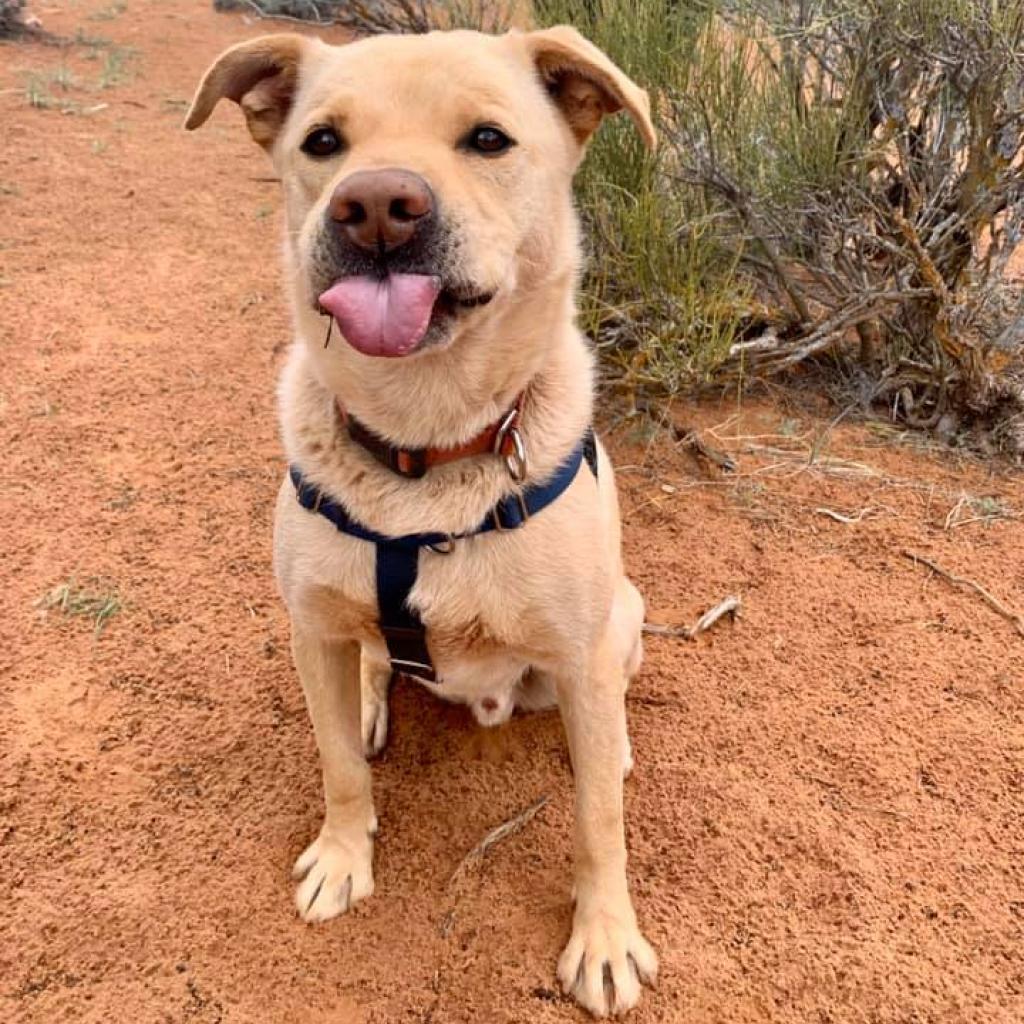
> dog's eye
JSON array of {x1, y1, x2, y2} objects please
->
[
  {"x1": 301, "y1": 126, "x2": 343, "y2": 158},
  {"x1": 466, "y1": 125, "x2": 514, "y2": 156}
]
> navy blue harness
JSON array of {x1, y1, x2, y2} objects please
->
[{"x1": 290, "y1": 429, "x2": 598, "y2": 682}]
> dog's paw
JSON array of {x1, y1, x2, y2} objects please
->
[
  {"x1": 292, "y1": 826, "x2": 375, "y2": 923},
  {"x1": 557, "y1": 903, "x2": 657, "y2": 1018}
]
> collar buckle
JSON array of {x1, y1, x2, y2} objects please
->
[{"x1": 391, "y1": 446, "x2": 428, "y2": 479}]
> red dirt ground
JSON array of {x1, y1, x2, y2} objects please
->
[{"x1": 2, "y1": 3, "x2": 1024, "y2": 1022}]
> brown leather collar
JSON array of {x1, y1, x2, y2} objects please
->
[{"x1": 337, "y1": 395, "x2": 524, "y2": 480}]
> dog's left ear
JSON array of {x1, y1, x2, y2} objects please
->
[
  {"x1": 184, "y1": 34, "x2": 314, "y2": 149},
  {"x1": 523, "y1": 26, "x2": 656, "y2": 151}
]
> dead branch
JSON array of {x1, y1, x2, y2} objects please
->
[
  {"x1": 755, "y1": 290, "x2": 934, "y2": 373},
  {"x1": 728, "y1": 329, "x2": 779, "y2": 357},
  {"x1": 902, "y1": 550, "x2": 1024, "y2": 638},
  {"x1": 448, "y1": 796, "x2": 548, "y2": 885},
  {"x1": 644, "y1": 595, "x2": 741, "y2": 640}
]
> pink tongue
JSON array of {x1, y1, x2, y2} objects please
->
[{"x1": 318, "y1": 274, "x2": 442, "y2": 357}]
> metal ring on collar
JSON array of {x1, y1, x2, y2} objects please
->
[{"x1": 493, "y1": 408, "x2": 528, "y2": 483}]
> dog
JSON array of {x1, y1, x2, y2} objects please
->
[{"x1": 186, "y1": 24, "x2": 656, "y2": 1017}]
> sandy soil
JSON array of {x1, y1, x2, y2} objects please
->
[{"x1": 2, "y1": 3, "x2": 1024, "y2": 1022}]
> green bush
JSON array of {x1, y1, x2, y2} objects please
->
[{"x1": 535, "y1": 0, "x2": 751, "y2": 394}]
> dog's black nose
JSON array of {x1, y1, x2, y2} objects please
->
[{"x1": 328, "y1": 169, "x2": 434, "y2": 253}]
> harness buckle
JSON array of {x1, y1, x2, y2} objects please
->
[
  {"x1": 390, "y1": 658, "x2": 437, "y2": 680},
  {"x1": 426, "y1": 535, "x2": 456, "y2": 555},
  {"x1": 493, "y1": 408, "x2": 528, "y2": 483},
  {"x1": 491, "y1": 492, "x2": 530, "y2": 532},
  {"x1": 297, "y1": 484, "x2": 325, "y2": 514}
]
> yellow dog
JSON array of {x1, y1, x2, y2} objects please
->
[{"x1": 187, "y1": 25, "x2": 656, "y2": 1016}]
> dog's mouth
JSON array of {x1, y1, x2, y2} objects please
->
[{"x1": 317, "y1": 273, "x2": 494, "y2": 358}]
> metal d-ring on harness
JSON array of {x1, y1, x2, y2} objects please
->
[{"x1": 290, "y1": 427, "x2": 599, "y2": 683}]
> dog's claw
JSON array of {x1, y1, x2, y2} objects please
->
[
  {"x1": 338, "y1": 875, "x2": 353, "y2": 913},
  {"x1": 305, "y1": 874, "x2": 325, "y2": 915},
  {"x1": 601, "y1": 962, "x2": 615, "y2": 1014},
  {"x1": 294, "y1": 827, "x2": 374, "y2": 923}
]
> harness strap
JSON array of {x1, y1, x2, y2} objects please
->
[
  {"x1": 583, "y1": 429, "x2": 599, "y2": 478},
  {"x1": 376, "y1": 545, "x2": 436, "y2": 681},
  {"x1": 290, "y1": 428, "x2": 599, "y2": 683}
]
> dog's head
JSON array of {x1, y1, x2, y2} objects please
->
[{"x1": 186, "y1": 28, "x2": 653, "y2": 361}]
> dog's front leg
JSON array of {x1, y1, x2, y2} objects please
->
[
  {"x1": 290, "y1": 624, "x2": 376, "y2": 923},
  {"x1": 555, "y1": 632, "x2": 658, "y2": 1017}
]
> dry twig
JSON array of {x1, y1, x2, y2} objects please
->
[
  {"x1": 815, "y1": 506, "x2": 877, "y2": 524},
  {"x1": 902, "y1": 550, "x2": 1024, "y2": 638},
  {"x1": 448, "y1": 796, "x2": 548, "y2": 885},
  {"x1": 644, "y1": 595, "x2": 741, "y2": 640},
  {"x1": 943, "y1": 495, "x2": 970, "y2": 531},
  {"x1": 943, "y1": 494, "x2": 1017, "y2": 530}
]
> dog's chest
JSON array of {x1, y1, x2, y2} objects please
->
[{"x1": 293, "y1": 529, "x2": 555, "y2": 665}]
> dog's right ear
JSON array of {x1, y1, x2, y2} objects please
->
[{"x1": 184, "y1": 34, "x2": 311, "y2": 150}]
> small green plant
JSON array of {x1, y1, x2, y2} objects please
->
[
  {"x1": 24, "y1": 75, "x2": 52, "y2": 109},
  {"x1": 976, "y1": 497, "x2": 1005, "y2": 518},
  {"x1": 90, "y1": 138, "x2": 109, "y2": 155},
  {"x1": 24, "y1": 67, "x2": 78, "y2": 110},
  {"x1": 255, "y1": 202, "x2": 274, "y2": 220},
  {"x1": 106, "y1": 486, "x2": 138, "y2": 511},
  {"x1": 38, "y1": 578, "x2": 122, "y2": 635},
  {"x1": 99, "y1": 46, "x2": 136, "y2": 88},
  {"x1": 74, "y1": 28, "x2": 113, "y2": 51},
  {"x1": 89, "y1": 1, "x2": 127, "y2": 21}
]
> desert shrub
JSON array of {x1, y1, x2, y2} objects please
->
[
  {"x1": 533, "y1": 0, "x2": 750, "y2": 393},
  {"x1": 675, "y1": 0, "x2": 1024, "y2": 451},
  {"x1": 0, "y1": 0, "x2": 27, "y2": 37},
  {"x1": 534, "y1": 0, "x2": 1024, "y2": 449},
  {"x1": 213, "y1": 0, "x2": 512, "y2": 33}
]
